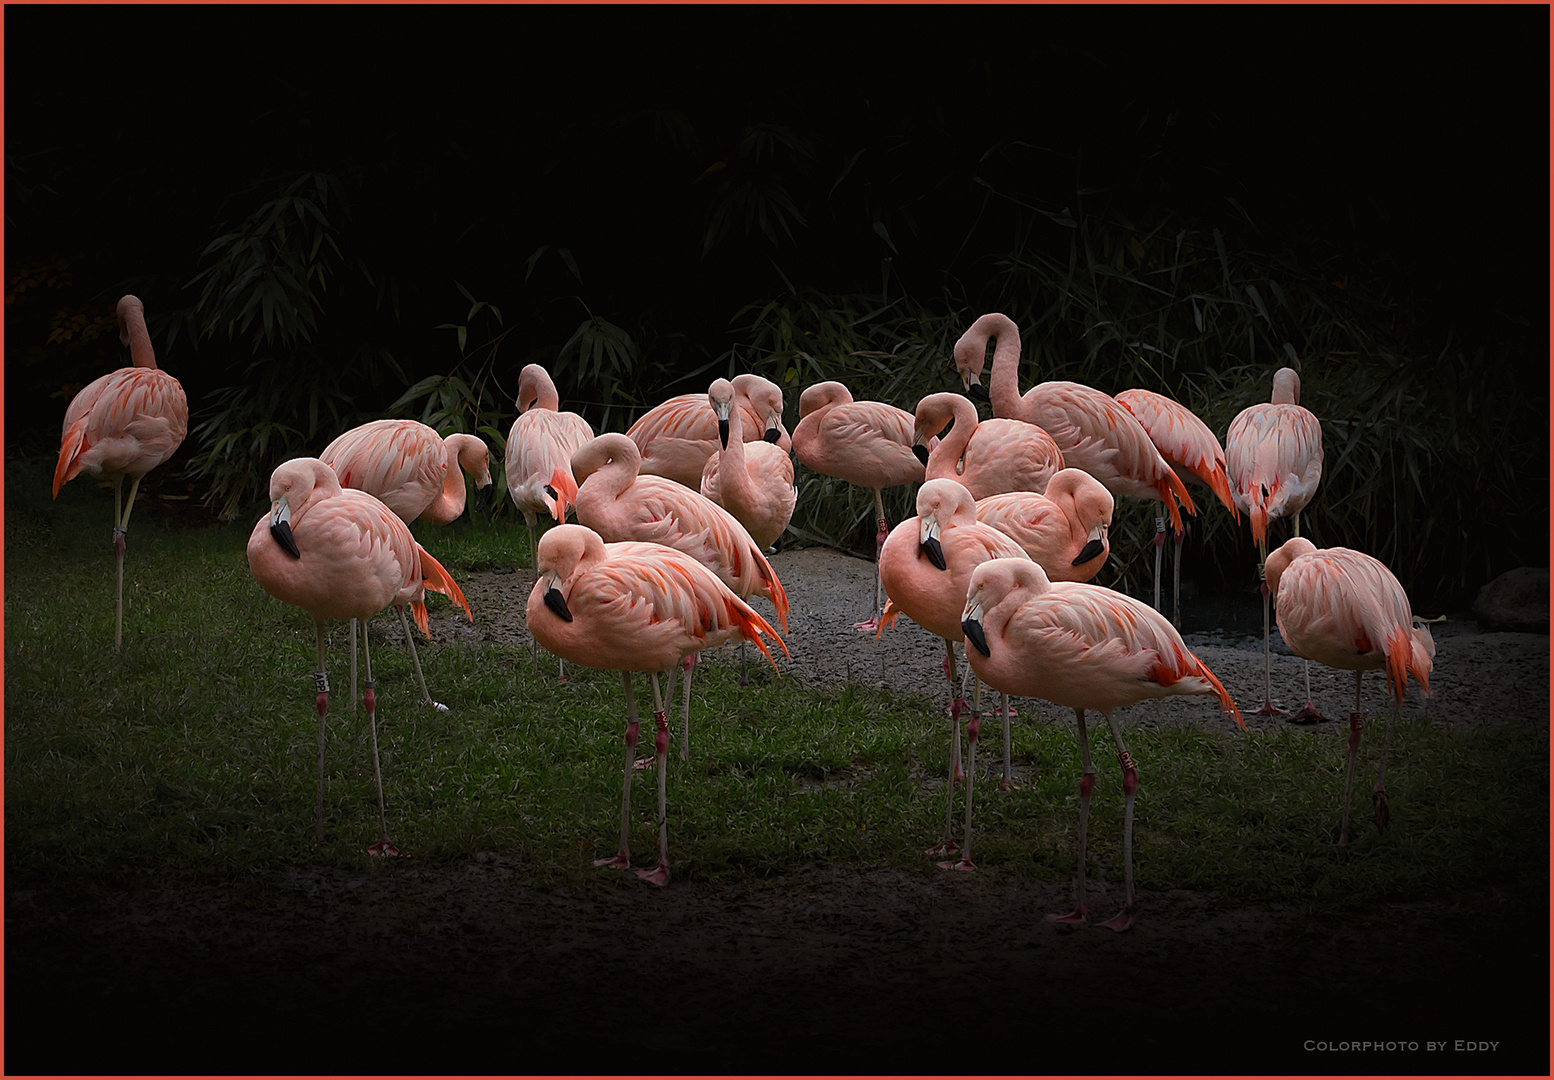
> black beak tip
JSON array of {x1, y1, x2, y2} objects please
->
[
  {"x1": 543, "y1": 587, "x2": 573, "y2": 623},
  {"x1": 1073, "y1": 538, "x2": 1106, "y2": 566},
  {"x1": 270, "y1": 521, "x2": 301, "y2": 560},
  {"x1": 763, "y1": 427, "x2": 780, "y2": 444},
  {"x1": 963, "y1": 618, "x2": 990, "y2": 657},
  {"x1": 718, "y1": 418, "x2": 731, "y2": 449},
  {"x1": 474, "y1": 483, "x2": 494, "y2": 513},
  {"x1": 544, "y1": 484, "x2": 558, "y2": 500},
  {"x1": 968, "y1": 383, "x2": 990, "y2": 403},
  {"x1": 921, "y1": 537, "x2": 947, "y2": 572},
  {"x1": 912, "y1": 445, "x2": 930, "y2": 467}
]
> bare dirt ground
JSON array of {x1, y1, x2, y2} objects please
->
[{"x1": 6, "y1": 547, "x2": 1548, "y2": 1076}]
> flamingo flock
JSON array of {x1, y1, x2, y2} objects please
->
[{"x1": 58, "y1": 297, "x2": 1437, "y2": 928}]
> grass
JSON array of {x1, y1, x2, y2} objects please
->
[{"x1": 6, "y1": 454, "x2": 1547, "y2": 917}]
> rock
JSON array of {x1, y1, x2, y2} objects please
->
[{"x1": 1472, "y1": 567, "x2": 1549, "y2": 633}]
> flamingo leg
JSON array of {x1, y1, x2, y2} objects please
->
[
  {"x1": 363, "y1": 625, "x2": 399, "y2": 857},
  {"x1": 738, "y1": 638, "x2": 748, "y2": 688},
  {"x1": 679, "y1": 652, "x2": 694, "y2": 761},
  {"x1": 397, "y1": 605, "x2": 449, "y2": 712},
  {"x1": 1290, "y1": 659, "x2": 1332, "y2": 723},
  {"x1": 1339, "y1": 707, "x2": 1363, "y2": 848},
  {"x1": 112, "y1": 478, "x2": 127, "y2": 651},
  {"x1": 1172, "y1": 526, "x2": 1184, "y2": 629},
  {"x1": 939, "y1": 676, "x2": 980, "y2": 871},
  {"x1": 853, "y1": 488, "x2": 889, "y2": 632},
  {"x1": 637, "y1": 671, "x2": 672, "y2": 886},
  {"x1": 313, "y1": 619, "x2": 330, "y2": 846},
  {"x1": 1000, "y1": 691, "x2": 1014, "y2": 791},
  {"x1": 595, "y1": 670, "x2": 639, "y2": 870},
  {"x1": 1152, "y1": 512, "x2": 1165, "y2": 612},
  {"x1": 1254, "y1": 541, "x2": 1289, "y2": 716},
  {"x1": 1099, "y1": 713, "x2": 1139, "y2": 932},
  {"x1": 1048, "y1": 708, "x2": 1093, "y2": 925},
  {"x1": 926, "y1": 640, "x2": 962, "y2": 857},
  {"x1": 349, "y1": 618, "x2": 359, "y2": 714},
  {"x1": 1372, "y1": 697, "x2": 1399, "y2": 832}
]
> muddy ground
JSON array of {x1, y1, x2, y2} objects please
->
[{"x1": 6, "y1": 547, "x2": 1548, "y2": 1076}]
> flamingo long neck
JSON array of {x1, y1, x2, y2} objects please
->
[
  {"x1": 982, "y1": 314, "x2": 1025, "y2": 419},
  {"x1": 719, "y1": 402, "x2": 753, "y2": 500},
  {"x1": 939, "y1": 398, "x2": 976, "y2": 472},
  {"x1": 423, "y1": 437, "x2": 469, "y2": 522},
  {"x1": 120, "y1": 305, "x2": 158, "y2": 370}
]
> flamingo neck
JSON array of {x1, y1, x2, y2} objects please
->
[
  {"x1": 984, "y1": 315, "x2": 1024, "y2": 419},
  {"x1": 935, "y1": 399, "x2": 976, "y2": 473},
  {"x1": 423, "y1": 438, "x2": 468, "y2": 522},
  {"x1": 121, "y1": 311, "x2": 158, "y2": 370}
]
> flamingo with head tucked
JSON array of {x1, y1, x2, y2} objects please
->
[
  {"x1": 1225, "y1": 366, "x2": 1324, "y2": 717},
  {"x1": 505, "y1": 362, "x2": 595, "y2": 572},
  {"x1": 791, "y1": 380, "x2": 928, "y2": 631},
  {"x1": 627, "y1": 372, "x2": 790, "y2": 489},
  {"x1": 1265, "y1": 537, "x2": 1433, "y2": 845},
  {"x1": 527, "y1": 524, "x2": 784, "y2": 885},
  {"x1": 912, "y1": 391, "x2": 1064, "y2": 501},
  {"x1": 961, "y1": 557, "x2": 1244, "y2": 931},
  {"x1": 877, "y1": 479, "x2": 1030, "y2": 867},
  {"x1": 247, "y1": 457, "x2": 471, "y2": 856},
  {"x1": 53, "y1": 295, "x2": 189, "y2": 650}
]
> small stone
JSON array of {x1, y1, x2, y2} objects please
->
[{"x1": 1472, "y1": 567, "x2": 1549, "y2": 633}]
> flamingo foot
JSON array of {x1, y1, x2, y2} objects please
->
[
  {"x1": 852, "y1": 617, "x2": 881, "y2": 633},
  {"x1": 1000, "y1": 777, "x2": 1015, "y2": 792},
  {"x1": 936, "y1": 856, "x2": 976, "y2": 872},
  {"x1": 1373, "y1": 783, "x2": 1391, "y2": 831},
  {"x1": 427, "y1": 699, "x2": 450, "y2": 713},
  {"x1": 924, "y1": 838, "x2": 960, "y2": 857},
  {"x1": 366, "y1": 837, "x2": 400, "y2": 857},
  {"x1": 635, "y1": 863, "x2": 670, "y2": 886},
  {"x1": 1253, "y1": 698, "x2": 1291, "y2": 717},
  {"x1": 1046, "y1": 908, "x2": 1089, "y2": 926},
  {"x1": 1287, "y1": 700, "x2": 1332, "y2": 724},
  {"x1": 992, "y1": 703, "x2": 1017, "y2": 717},
  {"x1": 1100, "y1": 901, "x2": 1138, "y2": 932},
  {"x1": 593, "y1": 852, "x2": 632, "y2": 870}
]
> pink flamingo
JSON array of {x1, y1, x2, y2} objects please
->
[
  {"x1": 699, "y1": 377, "x2": 797, "y2": 551},
  {"x1": 912, "y1": 391, "x2": 1064, "y2": 501},
  {"x1": 246, "y1": 457, "x2": 472, "y2": 856},
  {"x1": 1225, "y1": 366, "x2": 1324, "y2": 717},
  {"x1": 627, "y1": 372, "x2": 791, "y2": 489},
  {"x1": 549, "y1": 432, "x2": 790, "y2": 748},
  {"x1": 952, "y1": 312, "x2": 1196, "y2": 533},
  {"x1": 974, "y1": 468, "x2": 1116, "y2": 583},
  {"x1": 961, "y1": 557, "x2": 1245, "y2": 930},
  {"x1": 1115, "y1": 387, "x2": 1240, "y2": 626},
  {"x1": 877, "y1": 479, "x2": 1029, "y2": 867},
  {"x1": 527, "y1": 524, "x2": 785, "y2": 885},
  {"x1": 52, "y1": 295, "x2": 189, "y2": 650},
  {"x1": 791, "y1": 380, "x2": 929, "y2": 631},
  {"x1": 1264, "y1": 537, "x2": 1434, "y2": 845},
  {"x1": 505, "y1": 363, "x2": 595, "y2": 572}
]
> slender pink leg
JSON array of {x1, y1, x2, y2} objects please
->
[
  {"x1": 1152, "y1": 512, "x2": 1165, "y2": 612},
  {"x1": 362, "y1": 628, "x2": 399, "y2": 857},
  {"x1": 1289, "y1": 658, "x2": 1333, "y2": 723},
  {"x1": 1372, "y1": 697, "x2": 1399, "y2": 832},
  {"x1": 1048, "y1": 708, "x2": 1093, "y2": 925},
  {"x1": 1338, "y1": 710, "x2": 1362, "y2": 847},
  {"x1": 1099, "y1": 714, "x2": 1138, "y2": 931},
  {"x1": 1000, "y1": 692, "x2": 1014, "y2": 791},
  {"x1": 1172, "y1": 527, "x2": 1184, "y2": 628},
  {"x1": 925, "y1": 640, "x2": 962, "y2": 857},
  {"x1": 853, "y1": 492, "x2": 889, "y2": 631},
  {"x1": 595, "y1": 671, "x2": 640, "y2": 869},
  {"x1": 312, "y1": 620, "x2": 330, "y2": 846},
  {"x1": 1254, "y1": 546, "x2": 1290, "y2": 716},
  {"x1": 939, "y1": 679, "x2": 980, "y2": 871},
  {"x1": 637, "y1": 672, "x2": 672, "y2": 886}
]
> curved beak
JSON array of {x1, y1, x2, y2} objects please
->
[
  {"x1": 269, "y1": 496, "x2": 300, "y2": 559},
  {"x1": 1072, "y1": 524, "x2": 1108, "y2": 567},
  {"x1": 918, "y1": 515, "x2": 946, "y2": 571},
  {"x1": 763, "y1": 426, "x2": 781, "y2": 444},
  {"x1": 967, "y1": 382, "x2": 990, "y2": 403},
  {"x1": 542, "y1": 576, "x2": 573, "y2": 622},
  {"x1": 473, "y1": 482, "x2": 494, "y2": 514},
  {"x1": 961, "y1": 595, "x2": 989, "y2": 656},
  {"x1": 718, "y1": 417, "x2": 731, "y2": 449},
  {"x1": 912, "y1": 444, "x2": 930, "y2": 467}
]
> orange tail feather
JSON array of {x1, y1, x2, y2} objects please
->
[
  {"x1": 1157, "y1": 466, "x2": 1196, "y2": 534},
  {"x1": 1203, "y1": 464, "x2": 1239, "y2": 522},
  {"x1": 418, "y1": 544, "x2": 472, "y2": 622},
  {"x1": 548, "y1": 467, "x2": 578, "y2": 523},
  {"x1": 733, "y1": 600, "x2": 788, "y2": 670},
  {"x1": 1193, "y1": 652, "x2": 1245, "y2": 730},
  {"x1": 53, "y1": 417, "x2": 90, "y2": 497}
]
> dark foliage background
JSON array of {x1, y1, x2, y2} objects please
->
[{"x1": 5, "y1": 5, "x2": 1547, "y2": 611}]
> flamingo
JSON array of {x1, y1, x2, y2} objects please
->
[
  {"x1": 1264, "y1": 537, "x2": 1434, "y2": 845},
  {"x1": 627, "y1": 372, "x2": 791, "y2": 490},
  {"x1": 1225, "y1": 366, "x2": 1324, "y2": 717},
  {"x1": 505, "y1": 362, "x2": 595, "y2": 572},
  {"x1": 1115, "y1": 387, "x2": 1240, "y2": 626},
  {"x1": 912, "y1": 391, "x2": 1064, "y2": 501},
  {"x1": 526, "y1": 524, "x2": 785, "y2": 885},
  {"x1": 951, "y1": 312, "x2": 1196, "y2": 533},
  {"x1": 876, "y1": 479, "x2": 1029, "y2": 867},
  {"x1": 960, "y1": 557, "x2": 1245, "y2": 930},
  {"x1": 52, "y1": 295, "x2": 189, "y2": 650},
  {"x1": 246, "y1": 457, "x2": 472, "y2": 856},
  {"x1": 699, "y1": 377, "x2": 797, "y2": 551},
  {"x1": 549, "y1": 432, "x2": 790, "y2": 756},
  {"x1": 320, "y1": 418, "x2": 491, "y2": 708},
  {"x1": 791, "y1": 380, "x2": 929, "y2": 632}
]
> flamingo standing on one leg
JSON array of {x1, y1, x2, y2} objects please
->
[
  {"x1": 951, "y1": 312, "x2": 1196, "y2": 535},
  {"x1": 549, "y1": 433, "x2": 790, "y2": 761},
  {"x1": 960, "y1": 557, "x2": 1245, "y2": 930},
  {"x1": 505, "y1": 363, "x2": 595, "y2": 572},
  {"x1": 505, "y1": 363, "x2": 595, "y2": 678},
  {"x1": 1264, "y1": 537, "x2": 1434, "y2": 845},
  {"x1": 791, "y1": 380, "x2": 929, "y2": 632},
  {"x1": 1225, "y1": 366, "x2": 1324, "y2": 718},
  {"x1": 526, "y1": 524, "x2": 785, "y2": 885},
  {"x1": 320, "y1": 418, "x2": 490, "y2": 710},
  {"x1": 973, "y1": 468, "x2": 1115, "y2": 787},
  {"x1": 627, "y1": 372, "x2": 791, "y2": 489},
  {"x1": 912, "y1": 392, "x2": 1064, "y2": 501},
  {"x1": 52, "y1": 295, "x2": 189, "y2": 651},
  {"x1": 700, "y1": 377, "x2": 796, "y2": 685},
  {"x1": 246, "y1": 457, "x2": 471, "y2": 855},
  {"x1": 1115, "y1": 388, "x2": 1239, "y2": 626},
  {"x1": 877, "y1": 480, "x2": 1029, "y2": 868}
]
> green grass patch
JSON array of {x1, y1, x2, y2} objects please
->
[{"x1": 7, "y1": 456, "x2": 1547, "y2": 915}]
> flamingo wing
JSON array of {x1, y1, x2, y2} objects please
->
[{"x1": 1116, "y1": 389, "x2": 1237, "y2": 518}]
